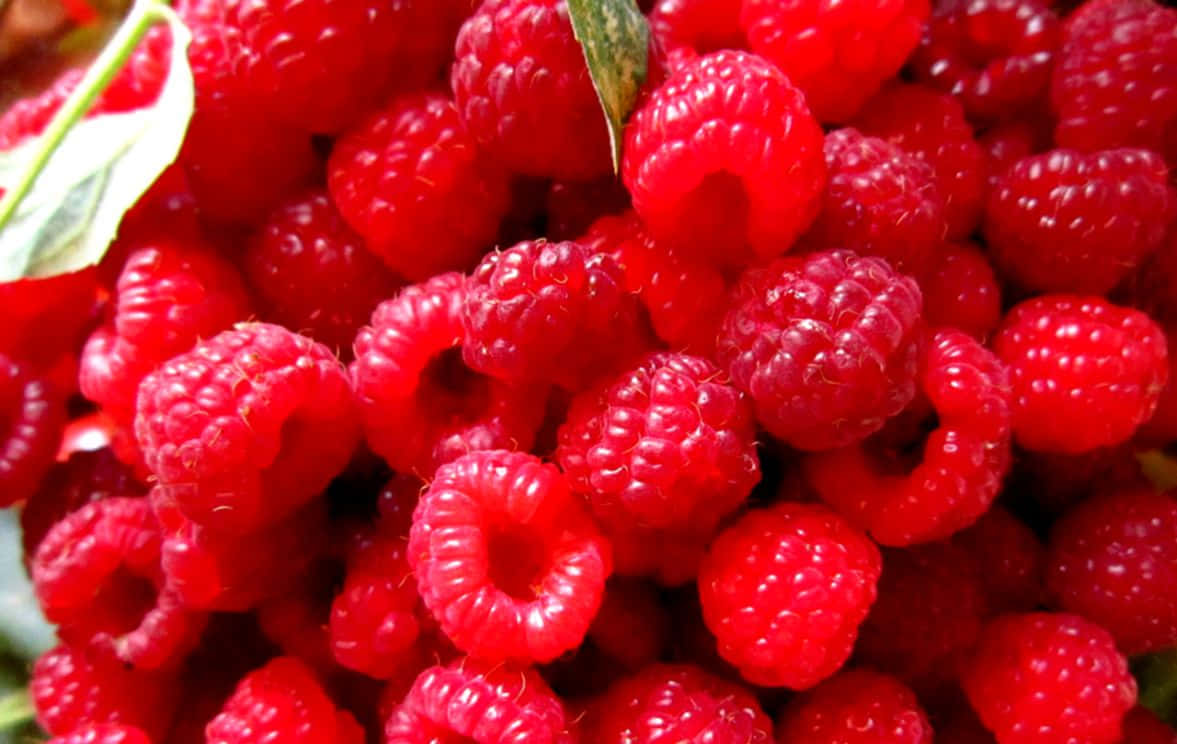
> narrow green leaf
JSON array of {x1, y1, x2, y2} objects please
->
[
  {"x1": 1136, "y1": 649, "x2": 1177, "y2": 726},
  {"x1": 566, "y1": 0, "x2": 649, "y2": 174},
  {"x1": 0, "y1": 690, "x2": 33, "y2": 732}
]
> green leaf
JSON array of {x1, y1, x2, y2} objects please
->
[
  {"x1": 566, "y1": 0, "x2": 649, "y2": 174},
  {"x1": 1137, "y1": 449, "x2": 1177, "y2": 492},
  {"x1": 1136, "y1": 649, "x2": 1177, "y2": 726},
  {"x1": 0, "y1": 511, "x2": 53, "y2": 662},
  {"x1": 0, "y1": 3, "x2": 193, "y2": 280}
]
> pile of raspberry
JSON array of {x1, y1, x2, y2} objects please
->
[{"x1": 3, "y1": 0, "x2": 1177, "y2": 741}]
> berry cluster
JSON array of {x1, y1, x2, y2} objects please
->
[{"x1": 2, "y1": 0, "x2": 1177, "y2": 742}]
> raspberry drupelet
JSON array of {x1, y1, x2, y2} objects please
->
[
  {"x1": 920, "y1": 243, "x2": 1002, "y2": 340},
  {"x1": 622, "y1": 50, "x2": 826, "y2": 267},
  {"x1": 47, "y1": 724, "x2": 151, "y2": 744},
  {"x1": 717, "y1": 249, "x2": 923, "y2": 452},
  {"x1": 648, "y1": 0, "x2": 746, "y2": 56},
  {"x1": 0, "y1": 353, "x2": 64, "y2": 507},
  {"x1": 775, "y1": 669, "x2": 934, "y2": 744},
  {"x1": 134, "y1": 323, "x2": 360, "y2": 533},
  {"x1": 697, "y1": 502, "x2": 881, "y2": 689},
  {"x1": 408, "y1": 450, "x2": 611, "y2": 664}
]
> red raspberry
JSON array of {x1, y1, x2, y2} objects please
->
[
  {"x1": 649, "y1": 0, "x2": 746, "y2": 56},
  {"x1": 1123, "y1": 707, "x2": 1177, "y2": 744},
  {"x1": 909, "y1": 0, "x2": 1062, "y2": 122},
  {"x1": 740, "y1": 0, "x2": 930, "y2": 122},
  {"x1": 955, "y1": 505, "x2": 1044, "y2": 612},
  {"x1": 0, "y1": 270, "x2": 98, "y2": 372},
  {"x1": 717, "y1": 250, "x2": 923, "y2": 452},
  {"x1": 462, "y1": 239, "x2": 649, "y2": 391},
  {"x1": 994, "y1": 295, "x2": 1169, "y2": 453},
  {"x1": 451, "y1": 0, "x2": 611, "y2": 180},
  {"x1": 327, "y1": 92, "x2": 512, "y2": 281},
  {"x1": 409, "y1": 450, "x2": 610, "y2": 663},
  {"x1": 244, "y1": 190, "x2": 402, "y2": 357},
  {"x1": 698, "y1": 502, "x2": 881, "y2": 689},
  {"x1": 609, "y1": 525, "x2": 709, "y2": 586},
  {"x1": 961, "y1": 612, "x2": 1137, "y2": 744},
  {"x1": 984, "y1": 148, "x2": 1177, "y2": 294},
  {"x1": 256, "y1": 561, "x2": 338, "y2": 675},
  {"x1": 47, "y1": 724, "x2": 151, "y2": 744},
  {"x1": 921, "y1": 242, "x2": 1002, "y2": 340},
  {"x1": 384, "y1": 657, "x2": 574, "y2": 743},
  {"x1": 1010, "y1": 444, "x2": 1147, "y2": 515},
  {"x1": 623, "y1": 50, "x2": 826, "y2": 267},
  {"x1": 556, "y1": 352, "x2": 760, "y2": 535},
  {"x1": 583, "y1": 579, "x2": 669, "y2": 673},
  {"x1": 544, "y1": 177, "x2": 632, "y2": 241},
  {"x1": 1051, "y1": 0, "x2": 1177, "y2": 167},
  {"x1": 775, "y1": 669, "x2": 934, "y2": 744},
  {"x1": 805, "y1": 329, "x2": 1012, "y2": 545},
  {"x1": 583, "y1": 663, "x2": 773, "y2": 742},
  {"x1": 807, "y1": 128, "x2": 947, "y2": 278},
  {"x1": 0, "y1": 353, "x2": 65, "y2": 507},
  {"x1": 1046, "y1": 488, "x2": 1177, "y2": 654},
  {"x1": 852, "y1": 83, "x2": 988, "y2": 239},
  {"x1": 135, "y1": 323, "x2": 360, "y2": 533},
  {"x1": 980, "y1": 116, "x2": 1053, "y2": 185},
  {"x1": 1139, "y1": 328, "x2": 1177, "y2": 447},
  {"x1": 352, "y1": 273, "x2": 546, "y2": 477}
]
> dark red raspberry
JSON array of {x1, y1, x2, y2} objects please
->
[
  {"x1": 327, "y1": 92, "x2": 512, "y2": 281},
  {"x1": 451, "y1": 0, "x2": 611, "y2": 180},
  {"x1": 0, "y1": 353, "x2": 64, "y2": 507},
  {"x1": 909, "y1": 0, "x2": 1062, "y2": 122},
  {"x1": 255, "y1": 561, "x2": 337, "y2": 676},
  {"x1": 352, "y1": 273, "x2": 546, "y2": 477},
  {"x1": 649, "y1": 0, "x2": 746, "y2": 56},
  {"x1": 921, "y1": 242, "x2": 1002, "y2": 340},
  {"x1": 698, "y1": 502, "x2": 881, "y2": 689},
  {"x1": 1046, "y1": 488, "x2": 1177, "y2": 654},
  {"x1": 583, "y1": 579, "x2": 669, "y2": 673},
  {"x1": 1051, "y1": 0, "x2": 1177, "y2": 167},
  {"x1": 807, "y1": 128, "x2": 946, "y2": 278},
  {"x1": 1123, "y1": 706, "x2": 1177, "y2": 744},
  {"x1": 740, "y1": 0, "x2": 930, "y2": 122},
  {"x1": 384, "y1": 657, "x2": 574, "y2": 743},
  {"x1": 1139, "y1": 328, "x2": 1177, "y2": 447},
  {"x1": 984, "y1": 148, "x2": 1176, "y2": 294},
  {"x1": 135, "y1": 323, "x2": 360, "y2": 533},
  {"x1": 609, "y1": 525, "x2": 709, "y2": 586},
  {"x1": 47, "y1": 724, "x2": 151, "y2": 744},
  {"x1": 717, "y1": 250, "x2": 923, "y2": 452},
  {"x1": 0, "y1": 270, "x2": 98, "y2": 373},
  {"x1": 961, "y1": 612, "x2": 1137, "y2": 744},
  {"x1": 462, "y1": 239, "x2": 649, "y2": 391},
  {"x1": 980, "y1": 116, "x2": 1053, "y2": 185},
  {"x1": 994, "y1": 295, "x2": 1168, "y2": 453},
  {"x1": 955, "y1": 505, "x2": 1044, "y2": 612},
  {"x1": 583, "y1": 663, "x2": 773, "y2": 742},
  {"x1": 622, "y1": 50, "x2": 826, "y2": 267},
  {"x1": 556, "y1": 352, "x2": 760, "y2": 536},
  {"x1": 776, "y1": 669, "x2": 934, "y2": 744},
  {"x1": 805, "y1": 329, "x2": 1012, "y2": 545},
  {"x1": 544, "y1": 177, "x2": 632, "y2": 241},
  {"x1": 409, "y1": 450, "x2": 610, "y2": 663},
  {"x1": 1011, "y1": 443, "x2": 1148, "y2": 515},
  {"x1": 853, "y1": 83, "x2": 988, "y2": 239}
]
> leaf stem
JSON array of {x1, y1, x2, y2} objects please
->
[{"x1": 0, "y1": 0, "x2": 173, "y2": 231}]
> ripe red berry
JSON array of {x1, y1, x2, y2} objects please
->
[
  {"x1": 955, "y1": 505, "x2": 1044, "y2": 612},
  {"x1": 921, "y1": 243, "x2": 1002, "y2": 340},
  {"x1": 47, "y1": 724, "x2": 151, "y2": 744},
  {"x1": 0, "y1": 353, "x2": 65, "y2": 507},
  {"x1": 775, "y1": 669, "x2": 934, "y2": 744},
  {"x1": 609, "y1": 525, "x2": 710, "y2": 586},
  {"x1": 1123, "y1": 706, "x2": 1177, "y2": 744},
  {"x1": 649, "y1": 0, "x2": 746, "y2": 56}
]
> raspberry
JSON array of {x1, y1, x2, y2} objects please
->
[
  {"x1": 955, "y1": 505, "x2": 1044, "y2": 612},
  {"x1": 451, "y1": 0, "x2": 611, "y2": 180},
  {"x1": 462, "y1": 239, "x2": 649, "y2": 391},
  {"x1": 583, "y1": 579, "x2": 669, "y2": 673},
  {"x1": 135, "y1": 323, "x2": 360, "y2": 533},
  {"x1": 409, "y1": 450, "x2": 610, "y2": 663},
  {"x1": 1010, "y1": 444, "x2": 1147, "y2": 515},
  {"x1": 960, "y1": 612, "x2": 1137, "y2": 744},
  {"x1": 775, "y1": 669, "x2": 934, "y2": 744},
  {"x1": 327, "y1": 92, "x2": 512, "y2": 281},
  {"x1": 807, "y1": 128, "x2": 947, "y2": 278},
  {"x1": 0, "y1": 270, "x2": 99, "y2": 372},
  {"x1": 908, "y1": 0, "x2": 1062, "y2": 122},
  {"x1": 740, "y1": 0, "x2": 930, "y2": 122},
  {"x1": 609, "y1": 525, "x2": 709, "y2": 586},
  {"x1": 544, "y1": 177, "x2": 632, "y2": 241},
  {"x1": 921, "y1": 243, "x2": 1002, "y2": 340},
  {"x1": 984, "y1": 148, "x2": 1177, "y2": 294},
  {"x1": 244, "y1": 190, "x2": 402, "y2": 357},
  {"x1": 697, "y1": 502, "x2": 882, "y2": 689},
  {"x1": 622, "y1": 50, "x2": 826, "y2": 266},
  {"x1": 852, "y1": 83, "x2": 988, "y2": 239},
  {"x1": 47, "y1": 724, "x2": 151, "y2": 744},
  {"x1": 256, "y1": 561, "x2": 338, "y2": 675},
  {"x1": 649, "y1": 0, "x2": 746, "y2": 56},
  {"x1": 1123, "y1": 707, "x2": 1177, "y2": 744},
  {"x1": 1051, "y1": 0, "x2": 1177, "y2": 167},
  {"x1": 0, "y1": 353, "x2": 65, "y2": 507},
  {"x1": 980, "y1": 116, "x2": 1052, "y2": 185},
  {"x1": 583, "y1": 663, "x2": 773, "y2": 742},
  {"x1": 717, "y1": 250, "x2": 923, "y2": 452},
  {"x1": 556, "y1": 352, "x2": 760, "y2": 535},
  {"x1": 1139, "y1": 328, "x2": 1177, "y2": 447},
  {"x1": 994, "y1": 295, "x2": 1169, "y2": 453},
  {"x1": 805, "y1": 329, "x2": 1012, "y2": 545},
  {"x1": 384, "y1": 657, "x2": 574, "y2": 743},
  {"x1": 1046, "y1": 488, "x2": 1177, "y2": 654},
  {"x1": 352, "y1": 273, "x2": 546, "y2": 477}
]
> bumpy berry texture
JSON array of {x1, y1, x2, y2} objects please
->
[
  {"x1": 921, "y1": 243, "x2": 1002, "y2": 340},
  {"x1": 697, "y1": 502, "x2": 881, "y2": 689},
  {"x1": 328, "y1": 92, "x2": 512, "y2": 281},
  {"x1": 740, "y1": 0, "x2": 930, "y2": 123},
  {"x1": 408, "y1": 450, "x2": 611, "y2": 663},
  {"x1": 994, "y1": 295, "x2": 1168, "y2": 453},
  {"x1": 451, "y1": 0, "x2": 611, "y2": 180},
  {"x1": 47, "y1": 724, "x2": 151, "y2": 744},
  {"x1": 1046, "y1": 488, "x2": 1177, "y2": 655},
  {"x1": 775, "y1": 669, "x2": 934, "y2": 744},
  {"x1": 717, "y1": 250, "x2": 923, "y2": 451},
  {"x1": 462, "y1": 239, "x2": 648, "y2": 391},
  {"x1": 135, "y1": 323, "x2": 359, "y2": 533},
  {"x1": 961, "y1": 612, "x2": 1137, "y2": 744},
  {"x1": 0, "y1": 353, "x2": 64, "y2": 507},
  {"x1": 984, "y1": 148, "x2": 1176, "y2": 294},
  {"x1": 352, "y1": 273, "x2": 546, "y2": 476},
  {"x1": 622, "y1": 50, "x2": 826, "y2": 267},
  {"x1": 649, "y1": 0, "x2": 746, "y2": 56}
]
